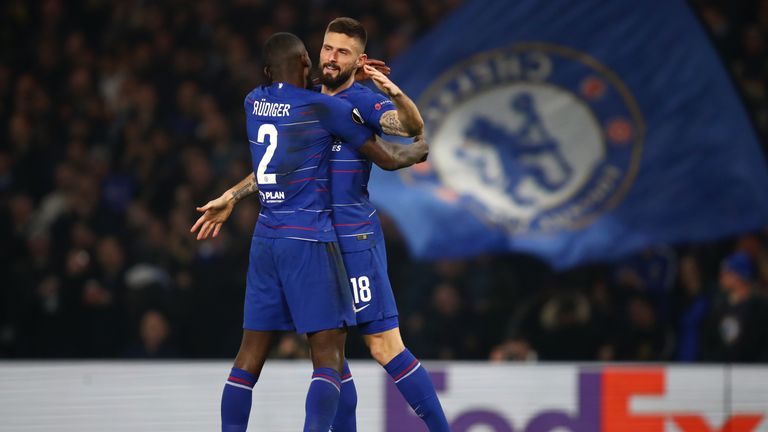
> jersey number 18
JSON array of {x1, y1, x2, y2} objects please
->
[{"x1": 351, "y1": 276, "x2": 371, "y2": 303}]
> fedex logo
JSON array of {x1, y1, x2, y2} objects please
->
[{"x1": 386, "y1": 368, "x2": 764, "y2": 432}]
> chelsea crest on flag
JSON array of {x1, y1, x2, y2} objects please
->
[{"x1": 370, "y1": 0, "x2": 768, "y2": 269}]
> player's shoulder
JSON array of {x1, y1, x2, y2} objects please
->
[
  {"x1": 313, "y1": 90, "x2": 357, "y2": 112},
  {"x1": 349, "y1": 82, "x2": 377, "y2": 94},
  {"x1": 244, "y1": 85, "x2": 265, "y2": 103},
  {"x1": 344, "y1": 83, "x2": 394, "y2": 111},
  {"x1": 345, "y1": 82, "x2": 384, "y2": 100},
  {"x1": 248, "y1": 83, "x2": 320, "y2": 102}
]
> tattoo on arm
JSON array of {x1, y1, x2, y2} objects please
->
[
  {"x1": 230, "y1": 173, "x2": 258, "y2": 202},
  {"x1": 380, "y1": 111, "x2": 410, "y2": 137}
]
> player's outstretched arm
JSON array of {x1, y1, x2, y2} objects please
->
[
  {"x1": 359, "y1": 135, "x2": 428, "y2": 171},
  {"x1": 363, "y1": 65, "x2": 424, "y2": 137},
  {"x1": 190, "y1": 172, "x2": 257, "y2": 240}
]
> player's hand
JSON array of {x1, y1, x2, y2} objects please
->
[
  {"x1": 355, "y1": 59, "x2": 391, "y2": 82},
  {"x1": 413, "y1": 135, "x2": 429, "y2": 163},
  {"x1": 367, "y1": 58, "x2": 391, "y2": 75},
  {"x1": 190, "y1": 195, "x2": 235, "y2": 240},
  {"x1": 363, "y1": 65, "x2": 402, "y2": 98}
]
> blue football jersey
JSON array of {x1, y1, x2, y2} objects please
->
[
  {"x1": 330, "y1": 83, "x2": 397, "y2": 252},
  {"x1": 245, "y1": 82, "x2": 373, "y2": 242}
]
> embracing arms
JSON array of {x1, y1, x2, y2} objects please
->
[
  {"x1": 360, "y1": 134, "x2": 428, "y2": 171},
  {"x1": 190, "y1": 133, "x2": 427, "y2": 240},
  {"x1": 362, "y1": 65, "x2": 424, "y2": 137}
]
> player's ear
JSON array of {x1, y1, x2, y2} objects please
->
[
  {"x1": 263, "y1": 65, "x2": 271, "y2": 81},
  {"x1": 357, "y1": 52, "x2": 368, "y2": 69}
]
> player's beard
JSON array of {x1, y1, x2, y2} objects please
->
[{"x1": 319, "y1": 63, "x2": 355, "y2": 90}]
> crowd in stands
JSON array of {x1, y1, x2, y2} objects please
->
[{"x1": 1, "y1": 0, "x2": 767, "y2": 362}]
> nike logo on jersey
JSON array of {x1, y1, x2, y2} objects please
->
[
  {"x1": 352, "y1": 108, "x2": 364, "y2": 124},
  {"x1": 353, "y1": 304, "x2": 370, "y2": 313}
]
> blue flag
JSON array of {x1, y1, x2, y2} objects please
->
[{"x1": 370, "y1": 0, "x2": 768, "y2": 269}]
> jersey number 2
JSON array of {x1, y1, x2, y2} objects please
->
[{"x1": 256, "y1": 124, "x2": 278, "y2": 184}]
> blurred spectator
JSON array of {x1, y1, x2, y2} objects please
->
[
  {"x1": 586, "y1": 278, "x2": 620, "y2": 361},
  {"x1": 701, "y1": 252, "x2": 768, "y2": 362},
  {"x1": 421, "y1": 282, "x2": 480, "y2": 359},
  {"x1": 491, "y1": 287, "x2": 609, "y2": 362},
  {"x1": 612, "y1": 246, "x2": 677, "y2": 325},
  {"x1": 124, "y1": 309, "x2": 178, "y2": 358},
  {"x1": 15, "y1": 273, "x2": 74, "y2": 357},
  {"x1": 737, "y1": 233, "x2": 768, "y2": 290},
  {"x1": 274, "y1": 334, "x2": 310, "y2": 359},
  {"x1": 671, "y1": 254, "x2": 712, "y2": 361},
  {"x1": 614, "y1": 294, "x2": 666, "y2": 361}
]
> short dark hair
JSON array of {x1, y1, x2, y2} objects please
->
[
  {"x1": 326, "y1": 17, "x2": 367, "y2": 49},
  {"x1": 263, "y1": 32, "x2": 305, "y2": 67}
]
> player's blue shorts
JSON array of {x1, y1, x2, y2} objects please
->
[
  {"x1": 341, "y1": 238, "x2": 399, "y2": 335},
  {"x1": 244, "y1": 237, "x2": 355, "y2": 334}
]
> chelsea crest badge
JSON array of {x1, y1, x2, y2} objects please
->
[{"x1": 411, "y1": 43, "x2": 645, "y2": 233}]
